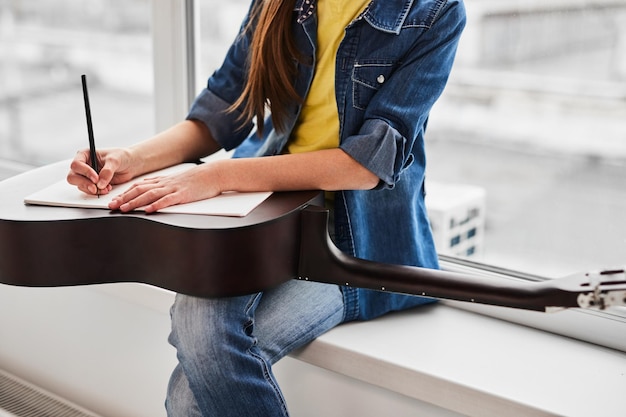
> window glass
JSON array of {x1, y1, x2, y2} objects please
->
[
  {"x1": 0, "y1": 0, "x2": 154, "y2": 166},
  {"x1": 427, "y1": 2, "x2": 626, "y2": 278},
  {"x1": 196, "y1": 0, "x2": 250, "y2": 96}
]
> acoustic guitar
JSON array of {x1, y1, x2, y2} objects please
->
[{"x1": 1, "y1": 161, "x2": 624, "y2": 312}]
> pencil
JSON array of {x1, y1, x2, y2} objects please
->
[{"x1": 81, "y1": 74, "x2": 99, "y2": 197}]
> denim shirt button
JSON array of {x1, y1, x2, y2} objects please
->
[{"x1": 377, "y1": 74, "x2": 385, "y2": 84}]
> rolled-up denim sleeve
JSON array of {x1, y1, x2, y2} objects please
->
[
  {"x1": 340, "y1": 119, "x2": 413, "y2": 188},
  {"x1": 340, "y1": 0, "x2": 466, "y2": 189}
]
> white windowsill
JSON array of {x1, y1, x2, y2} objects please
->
[{"x1": 94, "y1": 283, "x2": 626, "y2": 417}]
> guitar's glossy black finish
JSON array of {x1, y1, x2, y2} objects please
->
[
  {"x1": 297, "y1": 207, "x2": 626, "y2": 311},
  {"x1": 1, "y1": 161, "x2": 625, "y2": 311},
  {"x1": 0, "y1": 161, "x2": 322, "y2": 297}
]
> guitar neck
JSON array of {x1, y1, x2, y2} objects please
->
[{"x1": 297, "y1": 206, "x2": 626, "y2": 312}]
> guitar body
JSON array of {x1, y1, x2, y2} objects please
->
[
  {"x1": 1, "y1": 161, "x2": 624, "y2": 311},
  {"x1": 0, "y1": 161, "x2": 322, "y2": 297}
]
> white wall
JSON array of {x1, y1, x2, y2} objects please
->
[{"x1": 0, "y1": 284, "x2": 176, "y2": 417}]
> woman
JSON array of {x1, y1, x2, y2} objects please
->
[{"x1": 68, "y1": 0, "x2": 465, "y2": 415}]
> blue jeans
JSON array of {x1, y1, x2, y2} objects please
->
[{"x1": 165, "y1": 279, "x2": 345, "y2": 416}]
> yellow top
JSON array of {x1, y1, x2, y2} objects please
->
[{"x1": 287, "y1": 0, "x2": 369, "y2": 154}]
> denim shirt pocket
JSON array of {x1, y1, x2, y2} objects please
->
[{"x1": 352, "y1": 60, "x2": 399, "y2": 111}]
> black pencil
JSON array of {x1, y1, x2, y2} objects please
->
[{"x1": 81, "y1": 74, "x2": 99, "y2": 197}]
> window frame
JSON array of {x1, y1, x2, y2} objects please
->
[{"x1": 151, "y1": 0, "x2": 198, "y2": 133}]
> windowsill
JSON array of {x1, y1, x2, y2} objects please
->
[
  {"x1": 291, "y1": 303, "x2": 626, "y2": 417},
  {"x1": 94, "y1": 283, "x2": 626, "y2": 417}
]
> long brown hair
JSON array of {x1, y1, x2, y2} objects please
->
[{"x1": 230, "y1": 0, "x2": 303, "y2": 135}]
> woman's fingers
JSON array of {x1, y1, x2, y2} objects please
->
[
  {"x1": 68, "y1": 148, "x2": 134, "y2": 196},
  {"x1": 109, "y1": 177, "x2": 171, "y2": 212},
  {"x1": 67, "y1": 151, "x2": 100, "y2": 194},
  {"x1": 109, "y1": 167, "x2": 220, "y2": 213}
]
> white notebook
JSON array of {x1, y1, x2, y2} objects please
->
[{"x1": 24, "y1": 163, "x2": 272, "y2": 217}]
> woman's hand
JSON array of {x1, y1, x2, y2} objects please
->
[
  {"x1": 67, "y1": 147, "x2": 137, "y2": 196},
  {"x1": 108, "y1": 163, "x2": 223, "y2": 213},
  {"x1": 67, "y1": 136, "x2": 378, "y2": 214}
]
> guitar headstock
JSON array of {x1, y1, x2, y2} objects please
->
[{"x1": 573, "y1": 269, "x2": 626, "y2": 310}]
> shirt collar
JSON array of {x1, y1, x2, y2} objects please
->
[
  {"x1": 363, "y1": 0, "x2": 415, "y2": 34},
  {"x1": 295, "y1": 0, "x2": 414, "y2": 34}
]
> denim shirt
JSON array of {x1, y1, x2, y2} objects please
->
[{"x1": 187, "y1": 0, "x2": 466, "y2": 321}]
